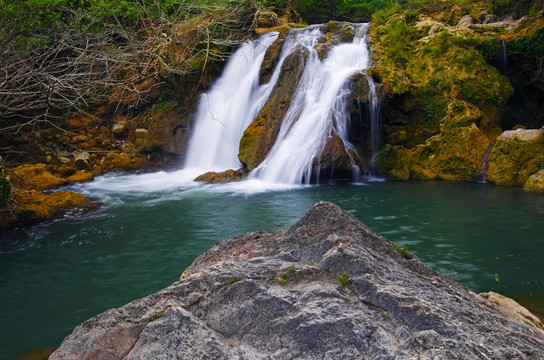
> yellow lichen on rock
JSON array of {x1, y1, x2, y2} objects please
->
[
  {"x1": 9, "y1": 189, "x2": 90, "y2": 224},
  {"x1": 194, "y1": 168, "x2": 247, "y2": 183},
  {"x1": 11, "y1": 164, "x2": 65, "y2": 190},
  {"x1": 101, "y1": 153, "x2": 143, "y2": 171},
  {"x1": 10, "y1": 164, "x2": 95, "y2": 190},
  {"x1": 487, "y1": 130, "x2": 544, "y2": 186},
  {"x1": 255, "y1": 24, "x2": 290, "y2": 35},
  {"x1": 1, "y1": 163, "x2": 95, "y2": 228},
  {"x1": 524, "y1": 169, "x2": 544, "y2": 193},
  {"x1": 65, "y1": 171, "x2": 95, "y2": 183}
]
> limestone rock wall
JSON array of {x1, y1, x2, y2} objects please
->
[{"x1": 370, "y1": 3, "x2": 544, "y2": 188}]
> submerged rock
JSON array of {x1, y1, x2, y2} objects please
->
[{"x1": 51, "y1": 202, "x2": 544, "y2": 359}]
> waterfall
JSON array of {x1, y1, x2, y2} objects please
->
[
  {"x1": 477, "y1": 140, "x2": 494, "y2": 183},
  {"x1": 500, "y1": 38, "x2": 508, "y2": 74},
  {"x1": 250, "y1": 24, "x2": 372, "y2": 185},
  {"x1": 183, "y1": 31, "x2": 279, "y2": 171},
  {"x1": 365, "y1": 75, "x2": 382, "y2": 174}
]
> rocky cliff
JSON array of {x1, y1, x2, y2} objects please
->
[
  {"x1": 369, "y1": 2, "x2": 544, "y2": 191},
  {"x1": 51, "y1": 202, "x2": 544, "y2": 359}
]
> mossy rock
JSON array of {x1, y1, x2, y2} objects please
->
[
  {"x1": 101, "y1": 153, "x2": 144, "y2": 171},
  {"x1": 378, "y1": 119, "x2": 490, "y2": 181},
  {"x1": 4, "y1": 189, "x2": 91, "y2": 227},
  {"x1": 369, "y1": 4, "x2": 523, "y2": 181},
  {"x1": 524, "y1": 169, "x2": 544, "y2": 193},
  {"x1": 254, "y1": 23, "x2": 290, "y2": 36},
  {"x1": 487, "y1": 129, "x2": 544, "y2": 186},
  {"x1": 0, "y1": 176, "x2": 11, "y2": 208},
  {"x1": 256, "y1": 11, "x2": 281, "y2": 28},
  {"x1": 324, "y1": 21, "x2": 356, "y2": 44},
  {"x1": 137, "y1": 100, "x2": 189, "y2": 158},
  {"x1": 194, "y1": 168, "x2": 248, "y2": 183},
  {"x1": 65, "y1": 171, "x2": 95, "y2": 183},
  {"x1": 239, "y1": 49, "x2": 306, "y2": 170},
  {"x1": 376, "y1": 144, "x2": 413, "y2": 180},
  {"x1": 10, "y1": 164, "x2": 96, "y2": 190},
  {"x1": 259, "y1": 31, "x2": 287, "y2": 84},
  {"x1": 11, "y1": 164, "x2": 65, "y2": 190}
]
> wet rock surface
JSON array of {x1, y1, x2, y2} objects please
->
[
  {"x1": 194, "y1": 168, "x2": 248, "y2": 183},
  {"x1": 51, "y1": 202, "x2": 544, "y2": 359}
]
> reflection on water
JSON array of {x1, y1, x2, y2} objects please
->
[{"x1": 1, "y1": 175, "x2": 543, "y2": 359}]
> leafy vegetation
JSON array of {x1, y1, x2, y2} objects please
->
[
  {"x1": 262, "y1": 0, "x2": 543, "y2": 24},
  {"x1": 337, "y1": 269, "x2": 352, "y2": 287},
  {"x1": 507, "y1": 28, "x2": 544, "y2": 91},
  {"x1": 0, "y1": 0, "x2": 258, "y2": 133},
  {"x1": 227, "y1": 276, "x2": 243, "y2": 284},
  {"x1": 276, "y1": 272, "x2": 289, "y2": 284},
  {"x1": 260, "y1": 0, "x2": 398, "y2": 23},
  {"x1": 393, "y1": 242, "x2": 412, "y2": 259},
  {"x1": 148, "y1": 311, "x2": 164, "y2": 322}
]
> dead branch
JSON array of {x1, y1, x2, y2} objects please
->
[{"x1": 0, "y1": 0, "x2": 258, "y2": 134}]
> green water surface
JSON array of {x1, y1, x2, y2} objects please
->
[{"x1": 1, "y1": 178, "x2": 543, "y2": 359}]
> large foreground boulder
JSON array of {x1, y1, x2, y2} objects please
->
[{"x1": 51, "y1": 202, "x2": 544, "y2": 359}]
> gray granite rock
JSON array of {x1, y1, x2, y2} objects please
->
[{"x1": 51, "y1": 202, "x2": 544, "y2": 359}]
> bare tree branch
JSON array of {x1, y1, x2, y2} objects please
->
[{"x1": 0, "y1": 0, "x2": 259, "y2": 134}]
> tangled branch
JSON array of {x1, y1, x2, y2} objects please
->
[{"x1": 0, "y1": 0, "x2": 259, "y2": 134}]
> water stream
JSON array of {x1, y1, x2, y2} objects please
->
[
  {"x1": 251, "y1": 24, "x2": 371, "y2": 184},
  {"x1": 184, "y1": 31, "x2": 279, "y2": 171},
  {"x1": 500, "y1": 38, "x2": 508, "y2": 74},
  {"x1": 366, "y1": 74, "x2": 381, "y2": 174}
]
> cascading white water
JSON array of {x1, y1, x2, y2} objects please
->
[
  {"x1": 250, "y1": 24, "x2": 372, "y2": 184},
  {"x1": 500, "y1": 38, "x2": 508, "y2": 74},
  {"x1": 367, "y1": 75, "x2": 382, "y2": 174},
  {"x1": 73, "y1": 23, "x2": 378, "y2": 194},
  {"x1": 183, "y1": 31, "x2": 279, "y2": 171}
]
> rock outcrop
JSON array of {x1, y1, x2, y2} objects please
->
[
  {"x1": 194, "y1": 168, "x2": 248, "y2": 183},
  {"x1": 0, "y1": 163, "x2": 95, "y2": 228},
  {"x1": 370, "y1": 2, "x2": 544, "y2": 184},
  {"x1": 238, "y1": 22, "x2": 369, "y2": 178},
  {"x1": 487, "y1": 128, "x2": 544, "y2": 186},
  {"x1": 525, "y1": 168, "x2": 544, "y2": 192},
  {"x1": 51, "y1": 202, "x2": 544, "y2": 359}
]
